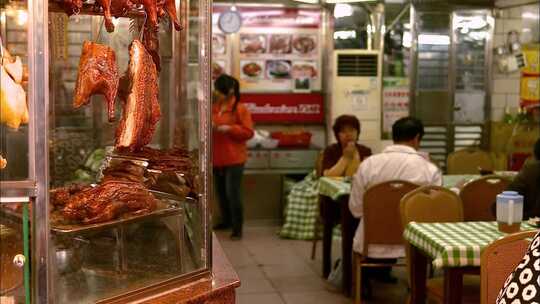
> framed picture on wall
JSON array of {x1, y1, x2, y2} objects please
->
[{"x1": 293, "y1": 77, "x2": 311, "y2": 92}]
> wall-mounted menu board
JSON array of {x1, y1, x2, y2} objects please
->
[{"x1": 212, "y1": 6, "x2": 322, "y2": 93}]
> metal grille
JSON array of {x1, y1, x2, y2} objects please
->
[
  {"x1": 420, "y1": 124, "x2": 485, "y2": 172},
  {"x1": 337, "y1": 54, "x2": 378, "y2": 77}
]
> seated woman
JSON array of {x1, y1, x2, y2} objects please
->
[
  {"x1": 321, "y1": 115, "x2": 372, "y2": 177},
  {"x1": 318, "y1": 115, "x2": 372, "y2": 284}
]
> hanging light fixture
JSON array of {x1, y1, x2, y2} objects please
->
[
  {"x1": 324, "y1": 0, "x2": 377, "y2": 3},
  {"x1": 292, "y1": 0, "x2": 320, "y2": 4}
]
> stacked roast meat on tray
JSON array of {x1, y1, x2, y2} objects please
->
[{"x1": 46, "y1": 0, "x2": 192, "y2": 225}]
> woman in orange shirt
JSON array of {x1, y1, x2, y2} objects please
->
[{"x1": 212, "y1": 74, "x2": 254, "y2": 240}]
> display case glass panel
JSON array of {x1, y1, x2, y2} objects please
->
[
  {"x1": 0, "y1": 201, "x2": 31, "y2": 304},
  {"x1": 45, "y1": 0, "x2": 211, "y2": 302},
  {"x1": 1, "y1": 1, "x2": 31, "y2": 181}
]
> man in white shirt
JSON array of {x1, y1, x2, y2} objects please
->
[{"x1": 349, "y1": 117, "x2": 442, "y2": 258}]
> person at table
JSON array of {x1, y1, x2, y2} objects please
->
[
  {"x1": 505, "y1": 137, "x2": 540, "y2": 219},
  {"x1": 321, "y1": 115, "x2": 372, "y2": 177},
  {"x1": 348, "y1": 117, "x2": 442, "y2": 281}
]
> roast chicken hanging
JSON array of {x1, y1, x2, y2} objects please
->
[
  {"x1": 72, "y1": 41, "x2": 119, "y2": 122},
  {"x1": 1, "y1": 44, "x2": 29, "y2": 130}
]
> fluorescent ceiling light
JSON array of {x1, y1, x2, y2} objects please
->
[
  {"x1": 325, "y1": 0, "x2": 377, "y2": 3},
  {"x1": 419, "y1": 34, "x2": 450, "y2": 45},
  {"x1": 334, "y1": 30, "x2": 357, "y2": 39},
  {"x1": 292, "y1": 0, "x2": 320, "y2": 3},
  {"x1": 334, "y1": 4, "x2": 353, "y2": 18}
]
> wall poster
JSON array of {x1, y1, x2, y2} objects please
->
[
  {"x1": 212, "y1": 6, "x2": 322, "y2": 93},
  {"x1": 382, "y1": 77, "x2": 410, "y2": 138}
]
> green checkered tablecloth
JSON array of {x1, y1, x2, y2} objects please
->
[
  {"x1": 318, "y1": 177, "x2": 351, "y2": 201},
  {"x1": 404, "y1": 221, "x2": 538, "y2": 268},
  {"x1": 442, "y1": 175, "x2": 479, "y2": 189},
  {"x1": 318, "y1": 175, "x2": 485, "y2": 201}
]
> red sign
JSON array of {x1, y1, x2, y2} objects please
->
[{"x1": 241, "y1": 93, "x2": 324, "y2": 123}]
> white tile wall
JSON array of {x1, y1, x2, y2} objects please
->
[
  {"x1": 490, "y1": 4, "x2": 533, "y2": 121},
  {"x1": 493, "y1": 78, "x2": 521, "y2": 94},
  {"x1": 506, "y1": 94, "x2": 521, "y2": 108},
  {"x1": 492, "y1": 94, "x2": 507, "y2": 108}
]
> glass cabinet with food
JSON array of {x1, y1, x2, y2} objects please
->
[{"x1": 1, "y1": 0, "x2": 212, "y2": 302}]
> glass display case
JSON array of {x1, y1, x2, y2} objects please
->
[{"x1": 1, "y1": 0, "x2": 212, "y2": 302}]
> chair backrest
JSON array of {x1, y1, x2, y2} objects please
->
[
  {"x1": 460, "y1": 175, "x2": 511, "y2": 221},
  {"x1": 480, "y1": 230, "x2": 537, "y2": 304},
  {"x1": 315, "y1": 150, "x2": 324, "y2": 177},
  {"x1": 447, "y1": 148, "x2": 494, "y2": 174},
  {"x1": 363, "y1": 180, "x2": 419, "y2": 255},
  {"x1": 400, "y1": 185, "x2": 464, "y2": 226}
]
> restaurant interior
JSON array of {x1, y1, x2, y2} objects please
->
[{"x1": 0, "y1": 0, "x2": 539, "y2": 303}]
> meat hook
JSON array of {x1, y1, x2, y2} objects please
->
[
  {"x1": 95, "y1": 17, "x2": 105, "y2": 43},
  {"x1": 139, "y1": 11, "x2": 148, "y2": 42}
]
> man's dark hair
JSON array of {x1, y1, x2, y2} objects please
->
[
  {"x1": 332, "y1": 115, "x2": 361, "y2": 143},
  {"x1": 392, "y1": 117, "x2": 425, "y2": 142},
  {"x1": 534, "y1": 138, "x2": 540, "y2": 160}
]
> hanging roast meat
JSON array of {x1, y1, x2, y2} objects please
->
[
  {"x1": 62, "y1": 180, "x2": 157, "y2": 224},
  {"x1": 143, "y1": 25, "x2": 160, "y2": 70},
  {"x1": 115, "y1": 40, "x2": 161, "y2": 151},
  {"x1": 73, "y1": 41, "x2": 119, "y2": 122},
  {"x1": 95, "y1": 0, "x2": 115, "y2": 32},
  {"x1": 132, "y1": 0, "x2": 159, "y2": 29},
  {"x1": 58, "y1": 0, "x2": 83, "y2": 16},
  {"x1": 110, "y1": 0, "x2": 135, "y2": 16},
  {"x1": 158, "y1": 0, "x2": 182, "y2": 31}
]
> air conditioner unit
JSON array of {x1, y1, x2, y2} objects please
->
[{"x1": 329, "y1": 50, "x2": 382, "y2": 147}]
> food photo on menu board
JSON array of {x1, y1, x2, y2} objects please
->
[
  {"x1": 291, "y1": 61, "x2": 317, "y2": 79},
  {"x1": 240, "y1": 34, "x2": 267, "y2": 54},
  {"x1": 266, "y1": 60, "x2": 292, "y2": 79},
  {"x1": 241, "y1": 60, "x2": 265, "y2": 80},
  {"x1": 212, "y1": 34, "x2": 226, "y2": 54},
  {"x1": 292, "y1": 34, "x2": 317, "y2": 55},
  {"x1": 212, "y1": 61, "x2": 226, "y2": 80},
  {"x1": 269, "y1": 34, "x2": 292, "y2": 54}
]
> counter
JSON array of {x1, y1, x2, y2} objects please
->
[{"x1": 136, "y1": 234, "x2": 240, "y2": 304}]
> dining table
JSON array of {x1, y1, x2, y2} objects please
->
[
  {"x1": 404, "y1": 221, "x2": 538, "y2": 304},
  {"x1": 317, "y1": 174, "x2": 487, "y2": 297}
]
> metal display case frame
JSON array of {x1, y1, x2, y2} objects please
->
[{"x1": 0, "y1": 0, "x2": 213, "y2": 302}]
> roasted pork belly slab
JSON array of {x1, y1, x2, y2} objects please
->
[
  {"x1": 73, "y1": 41, "x2": 119, "y2": 122},
  {"x1": 115, "y1": 39, "x2": 161, "y2": 151}
]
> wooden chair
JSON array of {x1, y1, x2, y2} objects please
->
[
  {"x1": 460, "y1": 175, "x2": 511, "y2": 221},
  {"x1": 400, "y1": 186, "x2": 480, "y2": 303},
  {"x1": 354, "y1": 180, "x2": 419, "y2": 304},
  {"x1": 481, "y1": 230, "x2": 537, "y2": 304},
  {"x1": 447, "y1": 148, "x2": 494, "y2": 174}
]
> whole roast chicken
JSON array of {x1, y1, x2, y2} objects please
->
[
  {"x1": 62, "y1": 180, "x2": 157, "y2": 224},
  {"x1": 115, "y1": 40, "x2": 161, "y2": 151},
  {"x1": 72, "y1": 41, "x2": 119, "y2": 122}
]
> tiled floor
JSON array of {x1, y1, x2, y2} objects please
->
[{"x1": 216, "y1": 224, "x2": 409, "y2": 304}]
